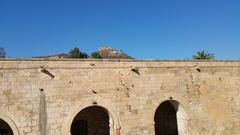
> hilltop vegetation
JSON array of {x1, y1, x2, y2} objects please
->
[
  {"x1": 1, "y1": 46, "x2": 215, "y2": 60},
  {"x1": 32, "y1": 46, "x2": 134, "y2": 59},
  {"x1": 0, "y1": 47, "x2": 6, "y2": 58}
]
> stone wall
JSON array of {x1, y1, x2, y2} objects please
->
[{"x1": 0, "y1": 59, "x2": 240, "y2": 135}]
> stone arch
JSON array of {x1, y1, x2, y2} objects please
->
[
  {"x1": 63, "y1": 102, "x2": 121, "y2": 135},
  {"x1": 154, "y1": 101, "x2": 178, "y2": 135},
  {"x1": 71, "y1": 106, "x2": 110, "y2": 135},
  {"x1": 0, "y1": 113, "x2": 19, "y2": 135},
  {"x1": 153, "y1": 100, "x2": 189, "y2": 135}
]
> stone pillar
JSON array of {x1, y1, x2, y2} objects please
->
[
  {"x1": 115, "y1": 127, "x2": 121, "y2": 135},
  {"x1": 151, "y1": 123, "x2": 155, "y2": 135},
  {"x1": 39, "y1": 89, "x2": 46, "y2": 135}
]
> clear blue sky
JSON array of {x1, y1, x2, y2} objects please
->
[{"x1": 0, "y1": 0, "x2": 239, "y2": 59}]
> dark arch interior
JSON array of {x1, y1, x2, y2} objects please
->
[
  {"x1": 0, "y1": 119, "x2": 13, "y2": 135},
  {"x1": 154, "y1": 101, "x2": 178, "y2": 135},
  {"x1": 71, "y1": 106, "x2": 110, "y2": 135}
]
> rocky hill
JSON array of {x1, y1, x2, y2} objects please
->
[{"x1": 98, "y1": 47, "x2": 134, "y2": 59}]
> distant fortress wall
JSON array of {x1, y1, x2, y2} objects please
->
[{"x1": 0, "y1": 59, "x2": 240, "y2": 135}]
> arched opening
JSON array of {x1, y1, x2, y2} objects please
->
[
  {"x1": 0, "y1": 119, "x2": 13, "y2": 135},
  {"x1": 70, "y1": 106, "x2": 110, "y2": 135},
  {"x1": 154, "y1": 101, "x2": 178, "y2": 135}
]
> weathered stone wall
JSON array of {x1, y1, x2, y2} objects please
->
[{"x1": 0, "y1": 59, "x2": 240, "y2": 135}]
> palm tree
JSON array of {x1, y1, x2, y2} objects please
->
[{"x1": 192, "y1": 50, "x2": 215, "y2": 60}]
